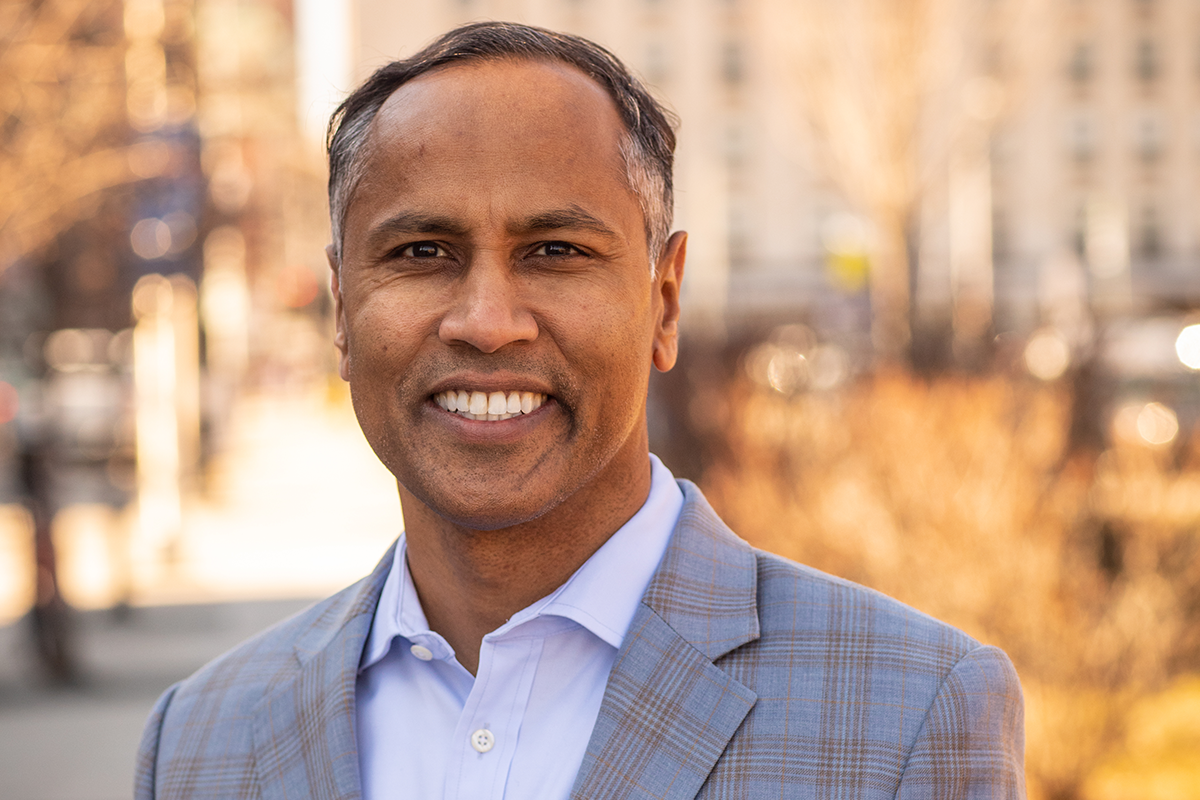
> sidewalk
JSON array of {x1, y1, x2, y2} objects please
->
[
  {"x1": 0, "y1": 598, "x2": 315, "y2": 800},
  {"x1": 0, "y1": 385, "x2": 404, "y2": 799}
]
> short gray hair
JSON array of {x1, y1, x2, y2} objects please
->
[{"x1": 326, "y1": 22, "x2": 678, "y2": 272}]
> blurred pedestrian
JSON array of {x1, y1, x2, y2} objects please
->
[{"x1": 17, "y1": 428, "x2": 76, "y2": 683}]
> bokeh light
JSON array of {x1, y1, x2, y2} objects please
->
[
  {"x1": 1176, "y1": 324, "x2": 1200, "y2": 370},
  {"x1": 1024, "y1": 329, "x2": 1071, "y2": 381},
  {"x1": 1114, "y1": 401, "x2": 1179, "y2": 447},
  {"x1": 766, "y1": 348, "x2": 808, "y2": 394},
  {"x1": 1136, "y1": 402, "x2": 1179, "y2": 446},
  {"x1": 131, "y1": 217, "x2": 173, "y2": 260}
]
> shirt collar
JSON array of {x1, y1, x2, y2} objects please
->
[{"x1": 360, "y1": 454, "x2": 683, "y2": 670}]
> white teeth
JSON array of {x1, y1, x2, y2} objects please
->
[
  {"x1": 469, "y1": 391, "x2": 488, "y2": 415},
  {"x1": 434, "y1": 390, "x2": 547, "y2": 421}
]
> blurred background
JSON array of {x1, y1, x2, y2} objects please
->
[{"x1": 1, "y1": 0, "x2": 1198, "y2": 797}]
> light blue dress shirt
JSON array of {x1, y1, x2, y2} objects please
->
[{"x1": 356, "y1": 455, "x2": 684, "y2": 800}]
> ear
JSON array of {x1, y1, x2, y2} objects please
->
[
  {"x1": 651, "y1": 231, "x2": 686, "y2": 373},
  {"x1": 327, "y1": 244, "x2": 351, "y2": 381}
]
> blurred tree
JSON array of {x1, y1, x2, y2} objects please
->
[
  {"x1": 764, "y1": 0, "x2": 1039, "y2": 366},
  {"x1": 704, "y1": 372, "x2": 1200, "y2": 798},
  {"x1": 0, "y1": 0, "x2": 135, "y2": 272}
]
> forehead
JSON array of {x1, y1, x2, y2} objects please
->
[
  {"x1": 352, "y1": 58, "x2": 631, "y2": 207},
  {"x1": 375, "y1": 57, "x2": 624, "y2": 135}
]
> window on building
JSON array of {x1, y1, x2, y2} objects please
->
[
  {"x1": 992, "y1": 208, "x2": 1008, "y2": 261},
  {"x1": 1135, "y1": 112, "x2": 1164, "y2": 161},
  {"x1": 1137, "y1": 206, "x2": 1162, "y2": 260},
  {"x1": 1069, "y1": 42, "x2": 1093, "y2": 83},
  {"x1": 721, "y1": 42, "x2": 744, "y2": 85},
  {"x1": 1072, "y1": 203, "x2": 1088, "y2": 257},
  {"x1": 728, "y1": 202, "x2": 750, "y2": 269},
  {"x1": 724, "y1": 123, "x2": 746, "y2": 167},
  {"x1": 1136, "y1": 40, "x2": 1159, "y2": 82},
  {"x1": 1069, "y1": 112, "x2": 1096, "y2": 162}
]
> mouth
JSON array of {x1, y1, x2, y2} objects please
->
[{"x1": 432, "y1": 389, "x2": 549, "y2": 421}]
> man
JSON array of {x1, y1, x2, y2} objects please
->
[{"x1": 136, "y1": 22, "x2": 1025, "y2": 799}]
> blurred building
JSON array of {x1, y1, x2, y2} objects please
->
[
  {"x1": 991, "y1": 0, "x2": 1200, "y2": 329},
  {"x1": 320, "y1": 0, "x2": 1200, "y2": 352}
]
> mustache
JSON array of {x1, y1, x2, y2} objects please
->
[{"x1": 405, "y1": 350, "x2": 579, "y2": 400}]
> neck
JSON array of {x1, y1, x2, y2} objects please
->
[{"x1": 399, "y1": 456, "x2": 652, "y2": 675}]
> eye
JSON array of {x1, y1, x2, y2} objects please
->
[
  {"x1": 400, "y1": 241, "x2": 448, "y2": 258},
  {"x1": 532, "y1": 241, "x2": 581, "y2": 257}
]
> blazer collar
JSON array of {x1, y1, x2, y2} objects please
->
[
  {"x1": 571, "y1": 480, "x2": 760, "y2": 799},
  {"x1": 252, "y1": 540, "x2": 396, "y2": 800},
  {"x1": 641, "y1": 480, "x2": 760, "y2": 660}
]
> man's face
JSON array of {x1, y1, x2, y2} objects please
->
[{"x1": 332, "y1": 58, "x2": 684, "y2": 531}]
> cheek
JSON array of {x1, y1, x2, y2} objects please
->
[
  {"x1": 552, "y1": 298, "x2": 655, "y2": 408},
  {"x1": 345, "y1": 293, "x2": 433, "y2": 368}
]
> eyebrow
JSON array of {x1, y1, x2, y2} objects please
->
[
  {"x1": 509, "y1": 206, "x2": 621, "y2": 242},
  {"x1": 364, "y1": 206, "x2": 622, "y2": 252},
  {"x1": 365, "y1": 212, "x2": 469, "y2": 252}
]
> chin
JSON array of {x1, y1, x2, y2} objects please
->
[
  {"x1": 433, "y1": 503, "x2": 555, "y2": 533},
  {"x1": 410, "y1": 480, "x2": 566, "y2": 533}
]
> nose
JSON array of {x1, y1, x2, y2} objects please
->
[{"x1": 438, "y1": 256, "x2": 538, "y2": 353}]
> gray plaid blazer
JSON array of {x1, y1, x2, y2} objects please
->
[{"x1": 136, "y1": 481, "x2": 1025, "y2": 799}]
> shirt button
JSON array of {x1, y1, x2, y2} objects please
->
[
  {"x1": 470, "y1": 728, "x2": 495, "y2": 753},
  {"x1": 409, "y1": 644, "x2": 433, "y2": 661}
]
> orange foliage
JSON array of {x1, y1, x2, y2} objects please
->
[{"x1": 703, "y1": 372, "x2": 1200, "y2": 799}]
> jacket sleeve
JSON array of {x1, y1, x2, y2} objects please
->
[
  {"x1": 896, "y1": 645, "x2": 1026, "y2": 799},
  {"x1": 135, "y1": 683, "x2": 180, "y2": 800}
]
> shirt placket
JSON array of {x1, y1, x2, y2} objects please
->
[{"x1": 444, "y1": 630, "x2": 545, "y2": 800}]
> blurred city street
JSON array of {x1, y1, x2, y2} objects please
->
[
  {"x1": 0, "y1": 385, "x2": 403, "y2": 800},
  {"x1": 4, "y1": 0, "x2": 1200, "y2": 796},
  {"x1": 0, "y1": 598, "x2": 313, "y2": 800}
]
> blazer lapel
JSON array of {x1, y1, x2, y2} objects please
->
[
  {"x1": 253, "y1": 542, "x2": 396, "y2": 800},
  {"x1": 571, "y1": 481, "x2": 760, "y2": 800}
]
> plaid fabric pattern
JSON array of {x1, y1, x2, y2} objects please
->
[
  {"x1": 136, "y1": 482, "x2": 1025, "y2": 799},
  {"x1": 135, "y1": 542, "x2": 396, "y2": 800},
  {"x1": 571, "y1": 483, "x2": 1025, "y2": 799}
]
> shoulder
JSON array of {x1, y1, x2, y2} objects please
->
[
  {"x1": 162, "y1": 578, "x2": 368, "y2": 715},
  {"x1": 137, "y1": 546, "x2": 394, "y2": 796},
  {"x1": 666, "y1": 480, "x2": 995, "y2": 673},
  {"x1": 666, "y1": 480, "x2": 988, "y2": 671},
  {"x1": 705, "y1": 537, "x2": 1023, "y2": 796},
  {"x1": 730, "y1": 544, "x2": 1021, "y2": 705},
  {"x1": 752, "y1": 548, "x2": 982, "y2": 665},
  {"x1": 663, "y1": 484, "x2": 1024, "y2": 793},
  {"x1": 158, "y1": 539, "x2": 395, "y2": 717},
  {"x1": 742, "y1": 547, "x2": 1021, "y2": 714}
]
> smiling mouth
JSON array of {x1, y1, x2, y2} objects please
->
[{"x1": 433, "y1": 390, "x2": 548, "y2": 421}]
